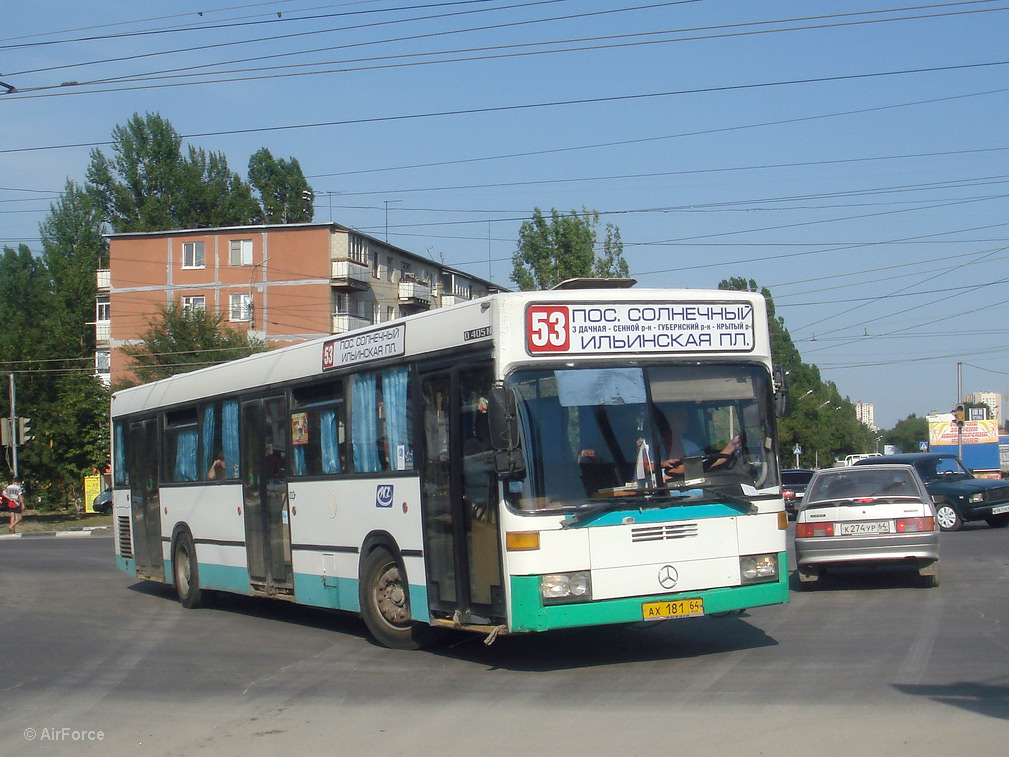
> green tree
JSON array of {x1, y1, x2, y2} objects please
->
[
  {"x1": 0, "y1": 243, "x2": 109, "y2": 506},
  {"x1": 885, "y1": 414, "x2": 928, "y2": 453},
  {"x1": 511, "y1": 208, "x2": 629, "y2": 290},
  {"x1": 40, "y1": 180, "x2": 107, "y2": 354},
  {"x1": 718, "y1": 277, "x2": 876, "y2": 467},
  {"x1": 86, "y1": 112, "x2": 259, "y2": 232},
  {"x1": 119, "y1": 303, "x2": 267, "y2": 385},
  {"x1": 248, "y1": 148, "x2": 314, "y2": 223}
]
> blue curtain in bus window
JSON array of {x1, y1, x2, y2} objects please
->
[
  {"x1": 291, "y1": 443, "x2": 306, "y2": 476},
  {"x1": 114, "y1": 423, "x2": 127, "y2": 485},
  {"x1": 175, "y1": 428, "x2": 199, "y2": 482},
  {"x1": 321, "y1": 409, "x2": 341, "y2": 474},
  {"x1": 201, "y1": 404, "x2": 215, "y2": 478},
  {"x1": 382, "y1": 367, "x2": 409, "y2": 470},
  {"x1": 352, "y1": 373, "x2": 380, "y2": 472},
  {"x1": 222, "y1": 400, "x2": 239, "y2": 479}
]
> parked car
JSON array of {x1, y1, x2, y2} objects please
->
[
  {"x1": 92, "y1": 485, "x2": 112, "y2": 514},
  {"x1": 794, "y1": 464, "x2": 939, "y2": 588},
  {"x1": 782, "y1": 468, "x2": 815, "y2": 519},
  {"x1": 853, "y1": 452, "x2": 1009, "y2": 531}
]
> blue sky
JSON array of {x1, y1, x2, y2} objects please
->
[{"x1": 3, "y1": 0, "x2": 1009, "y2": 428}]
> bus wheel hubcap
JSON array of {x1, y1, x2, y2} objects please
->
[{"x1": 376, "y1": 566, "x2": 409, "y2": 627}]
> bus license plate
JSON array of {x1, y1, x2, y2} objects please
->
[{"x1": 642, "y1": 598, "x2": 704, "y2": 621}]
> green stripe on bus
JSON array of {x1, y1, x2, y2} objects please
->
[{"x1": 509, "y1": 552, "x2": 789, "y2": 632}]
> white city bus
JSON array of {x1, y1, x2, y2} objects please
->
[{"x1": 111, "y1": 282, "x2": 790, "y2": 648}]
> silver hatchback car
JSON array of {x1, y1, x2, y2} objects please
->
[{"x1": 795, "y1": 464, "x2": 939, "y2": 588}]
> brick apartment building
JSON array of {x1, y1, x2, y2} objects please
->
[{"x1": 95, "y1": 222, "x2": 502, "y2": 384}]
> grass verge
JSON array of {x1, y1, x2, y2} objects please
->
[{"x1": 6, "y1": 510, "x2": 113, "y2": 534}]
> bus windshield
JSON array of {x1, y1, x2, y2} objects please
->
[{"x1": 507, "y1": 363, "x2": 779, "y2": 511}]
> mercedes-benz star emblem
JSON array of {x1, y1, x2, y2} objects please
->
[{"x1": 657, "y1": 564, "x2": 678, "y2": 589}]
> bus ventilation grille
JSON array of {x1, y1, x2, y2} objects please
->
[
  {"x1": 631, "y1": 523, "x2": 699, "y2": 542},
  {"x1": 117, "y1": 516, "x2": 133, "y2": 559}
]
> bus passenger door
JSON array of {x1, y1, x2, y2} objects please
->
[
  {"x1": 129, "y1": 419, "x2": 163, "y2": 580},
  {"x1": 241, "y1": 397, "x2": 294, "y2": 595},
  {"x1": 420, "y1": 364, "x2": 505, "y2": 624}
]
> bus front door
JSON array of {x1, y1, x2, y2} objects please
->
[
  {"x1": 128, "y1": 419, "x2": 163, "y2": 581},
  {"x1": 420, "y1": 365, "x2": 505, "y2": 625},
  {"x1": 241, "y1": 397, "x2": 294, "y2": 596}
]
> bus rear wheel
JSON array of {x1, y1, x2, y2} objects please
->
[
  {"x1": 360, "y1": 547, "x2": 420, "y2": 650},
  {"x1": 173, "y1": 531, "x2": 210, "y2": 609}
]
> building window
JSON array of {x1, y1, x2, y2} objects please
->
[
  {"x1": 229, "y1": 239, "x2": 253, "y2": 266},
  {"x1": 372, "y1": 255, "x2": 381, "y2": 279},
  {"x1": 182, "y1": 241, "x2": 205, "y2": 269},
  {"x1": 350, "y1": 236, "x2": 369, "y2": 265},
  {"x1": 373, "y1": 304, "x2": 381, "y2": 323},
  {"x1": 386, "y1": 306, "x2": 396, "y2": 322},
  {"x1": 96, "y1": 296, "x2": 110, "y2": 322},
  {"x1": 182, "y1": 296, "x2": 206, "y2": 314},
  {"x1": 387, "y1": 256, "x2": 394, "y2": 281},
  {"x1": 95, "y1": 350, "x2": 110, "y2": 374},
  {"x1": 229, "y1": 293, "x2": 252, "y2": 322}
]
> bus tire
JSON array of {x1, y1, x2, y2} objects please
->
[
  {"x1": 359, "y1": 546, "x2": 420, "y2": 650},
  {"x1": 173, "y1": 531, "x2": 210, "y2": 609}
]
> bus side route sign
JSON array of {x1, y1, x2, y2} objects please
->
[
  {"x1": 525, "y1": 302, "x2": 754, "y2": 355},
  {"x1": 323, "y1": 324, "x2": 406, "y2": 371}
]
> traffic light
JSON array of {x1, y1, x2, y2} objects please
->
[
  {"x1": 0, "y1": 418, "x2": 11, "y2": 447},
  {"x1": 954, "y1": 404, "x2": 965, "y2": 429},
  {"x1": 18, "y1": 416, "x2": 33, "y2": 444}
]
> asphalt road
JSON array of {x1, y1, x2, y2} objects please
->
[{"x1": 1, "y1": 525, "x2": 1008, "y2": 756}]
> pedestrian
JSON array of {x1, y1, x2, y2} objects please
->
[{"x1": 4, "y1": 475, "x2": 24, "y2": 533}]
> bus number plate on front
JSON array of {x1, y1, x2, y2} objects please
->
[{"x1": 642, "y1": 598, "x2": 704, "y2": 621}]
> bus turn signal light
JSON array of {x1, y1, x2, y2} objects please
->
[{"x1": 506, "y1": 531, "x2": 541, "y2": 551}]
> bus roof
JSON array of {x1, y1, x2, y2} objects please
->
[{"x1": 112, "y1": 287, "x2": 769, "y2": 419}]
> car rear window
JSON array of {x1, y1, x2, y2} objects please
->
[
  {"x1": 782, "y1": 470, "x2": 814, "y2": 486},
  {"x1": 806, "y1": 469, "x2": 920, "y2": 503}
]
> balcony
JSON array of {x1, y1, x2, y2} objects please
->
[
  {"x1": 330, "y1": 259, "x2": 370, "y2": 290},
  {"x1": 96, "y1": 269, "x2": 110, "y2": 290},
  {"x1": 399, "y1": 280, "x2": 432, "y2": 309},
  {"x1": 438, "y1": 293, "x2": 469, "y2": 308},
  {"x1": 95, "y1": 320, "x2": 111, "y2": 346},
  {"x1": 331, "y1": 312, "x2": 372, "y2": 334}
]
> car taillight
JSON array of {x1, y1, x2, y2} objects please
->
[
  {"x1": 783, "y1": 489, "x2": 795, "y2": 499},
  {"x1": 896, "y1": 517, "x2": 935, "y2": 533},
  {"x1": 796, "y1": 522, "x2": 834, "y2": 537}
]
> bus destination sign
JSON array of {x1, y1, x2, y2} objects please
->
[
  {"x1": 525, "y1": 302, "x2": 754, "y2": 355},
  {"x1": 322, "y1": 324, "x2": 406, "y2": 371}
]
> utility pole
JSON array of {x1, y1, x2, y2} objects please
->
[
  {"x1": 8, "y1": 372, "x2": 17, "y2": 477},
  {"x1": 957, "y1": 361, "x2": 963, "y2": 458}
]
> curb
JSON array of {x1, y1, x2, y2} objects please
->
[{"x1": 0, "y1": 526, "x2": 111, "y2": 540}]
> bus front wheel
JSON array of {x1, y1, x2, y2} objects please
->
[
  {"x1": 173, "y1": 531, "x2": 210, "y2": 609},
  {"x1": 359, "y1": 547, "x2": 420, "y2": 650}
]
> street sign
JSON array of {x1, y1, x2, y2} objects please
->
[{"x1": 792, "y1": 445, "x2": 802, "y2": 456}]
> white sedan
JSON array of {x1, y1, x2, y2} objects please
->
[{"x1": 795, "y1": 464, "x2": 939, "y2": 588}]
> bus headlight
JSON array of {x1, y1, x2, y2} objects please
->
[
  {"x1": 740, "y1": 554, "x2": 778, "y2": 584},
  {"x1": 541, "y1": 571, "x2": 592, "y2": 604}
]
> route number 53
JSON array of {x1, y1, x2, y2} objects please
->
[{"x1": 527, "y1": 305, "x2": 570, "y2": 352}]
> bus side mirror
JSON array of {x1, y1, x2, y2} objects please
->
[
  {"x1": 488, "y1": 387, "x2": 526, "y2": 481},
  {"x1": 772, "y1": 365, "x2": 790, "y2": 418}
]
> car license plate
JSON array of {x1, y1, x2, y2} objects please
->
[
  {"x1": 837, "y1": 520, "x2": 890, "y2": 535},
  {"x1": 642, "y1": 597, "x2": 704, "y2": 621},
  {"x1": 991, "y1": 505, "x2": 1009, "y2": 515}
]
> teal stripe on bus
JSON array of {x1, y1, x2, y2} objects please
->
[
  {"x1": 508, "y1": 552, "x2": 789, "y2": 632},
  {"x1": 563, "y1": 502, "x2": 760, "y2": 527},
  {"x1": 292, "y1": 573, "x2": 431, "y2": 621}
]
